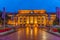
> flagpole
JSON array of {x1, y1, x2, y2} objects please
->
[
  {"x1": 56, "y1": 7, "x2": 60, "y2": 26},
  {"x1": 59, "y1": 16, "x2": 60, "y2": 26},
  {"x1": 3, "y1": 8, "x2": 5, "y2": 29},
  {"x1": 59, "y1": 9, "x2": 60, "y2": 25}
]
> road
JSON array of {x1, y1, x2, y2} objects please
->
[{"x1": 0, "y1": 27, "x2": 60, "y2": 40}]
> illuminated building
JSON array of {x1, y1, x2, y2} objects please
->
[{"x1": 7, "y1": 10, "x2": 56, "y2": 27}]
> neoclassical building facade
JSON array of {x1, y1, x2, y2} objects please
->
[{"x1": 8, "y1": 10, "x2": 56, "y2": 27}]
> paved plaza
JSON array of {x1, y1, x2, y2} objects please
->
[{"x1": 0, "y1": 27, "x2": 60, "y2": 40}]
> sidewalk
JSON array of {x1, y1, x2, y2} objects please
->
[
  {"x1": 42, "y1": 28, "x2": 60, "y2": 37},
  {"x1": 0, "y1": 25, "x2": 16, "y2": 36}
]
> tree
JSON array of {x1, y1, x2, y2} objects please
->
[{"x1": 53, "y1": 17, "x2": 59, "y2": 25}]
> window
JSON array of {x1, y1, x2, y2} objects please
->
[
  {"x1": 38, "y1": 24, "x2": 40, "y2": 26},
  {"x1": 20, "y1": 18, "x2": 22, "y2": 19},
  {"x1": 20, "y1": 24, "x2": 22, "y2": 26},
  {"x1": 24, "y1": 21, "x2": 25, "y2": 22},
  {"x1": 23, "y1": 24, "x2": 25, "y2": 26},
  {"x1": 38, "y1": 18, "x2": 40, "y2": 20},
  {"x1": 42, "y1": 24, "x2": 44, "y2": 26},
  {"x1": 24, "y1": 18, "x2": 26, "y2": 20},
  {"x1": 20, "y1": 20, "x2": 22, "y2": 22},
  {"x1": 42, "y1": 21, "x2": 43, "y2": 23},
  {"x1": 42, "y1": 18, "x2": 44, "y2": 20},
  {"x1": 20, "y1": 18, "x2": 22, "y2": 21}
]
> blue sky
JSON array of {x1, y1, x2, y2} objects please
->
[{"x1": 0, "y1": 0, "x2": 60, "y2": 12}]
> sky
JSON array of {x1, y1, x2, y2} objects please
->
[{"x1": 0, "y1": 0, "x2": 60, "y2": 13}]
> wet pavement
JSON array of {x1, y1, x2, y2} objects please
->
[{"x1": 0, "y1": 27, "x2": 60, "y2": 40}]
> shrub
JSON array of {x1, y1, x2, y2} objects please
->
[
  {"x1": 52, "y1": 28, "x2": 58, "y2": 32},
  {"x1": 57, "y1": 28, "x2": 60, "y2": 33}
]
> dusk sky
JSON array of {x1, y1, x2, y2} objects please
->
[{"x1": 0, "y1": 0, "x2": 60, "y2": 12}]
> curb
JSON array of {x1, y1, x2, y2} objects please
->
[
  {"x1": 42, "y1": 29, "x2": 60, "y2": 37},
  {"x1": 47, "y1": 31, "x2": 60, "y2": 37},
  {"x1": 0, "y1": 30, "x2": 16, "y2": 37}
]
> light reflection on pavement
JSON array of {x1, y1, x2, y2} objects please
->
[{"x1": 0, "y1": 27, "x2": 60, "y2": 40}]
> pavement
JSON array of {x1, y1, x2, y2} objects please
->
[
  {"x1": 0, "y1": 27, "x2": 60, "y2": 40},
  {"x1": 42, "y1": 28, "x2": 60, "y2": 37}
]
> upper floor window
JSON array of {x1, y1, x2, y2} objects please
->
[
  {"x1": 42, "y1": 18, "x2": 44, "y2": 20},
  {"x1": 24, "y1": 18, "x2": 26, "y2": 20},
  {"x1": 38, "y1": 18, "x2": 40, "y2": 20}
]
